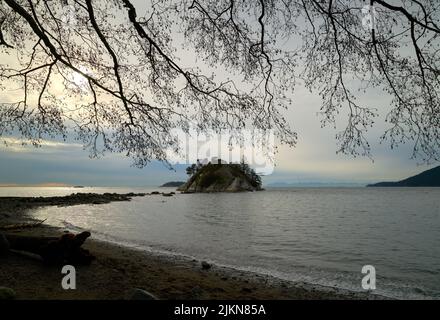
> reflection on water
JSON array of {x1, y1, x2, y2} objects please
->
[{"x1": 4, "y1": 186, "x2": 440, "y2": 299}]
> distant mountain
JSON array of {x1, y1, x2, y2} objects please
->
[
  {"x1": 160, "y1": 181, "x2": 185, "y2": 187},
  {"x1": 367, "y1": 166, "x2": 440, "y2": 187}
]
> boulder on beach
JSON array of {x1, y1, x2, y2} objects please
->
[
  {"x1": 201, "y1": 261, "x2": 211, "y2": 270},
  {"x1": 0, "y1": 287, "x2": 16, "y2": 300}
]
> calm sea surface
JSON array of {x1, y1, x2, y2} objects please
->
[{"x1": 1, "y1": 186, "x2": 439, "y2": 299}]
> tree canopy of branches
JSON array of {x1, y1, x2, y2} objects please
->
[{"x1": 0, "y1": 0, "x2": 439, "y2": 166}]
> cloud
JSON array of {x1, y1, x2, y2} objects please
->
[{"x1": 0, "y1": 138, "x2": 188, "y2": 186}]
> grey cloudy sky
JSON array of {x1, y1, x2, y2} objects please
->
[
  {"x1": 0, "y1": 84, "x2": 434, "y2": 187},
  {"x1": 0, "y1": 0, "x2": 437, "y2": 187}
]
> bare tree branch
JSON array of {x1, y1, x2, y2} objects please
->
[{"x1": 0, "y1": 0, "x2": 439, "y2": 165}]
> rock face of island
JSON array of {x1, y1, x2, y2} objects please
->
[
  {"x1": 367, "y1": 166, "x2": 440, "y2": 187},
  {"x1": 178, "y1": 161, "x2": 263, "y2": 193}
]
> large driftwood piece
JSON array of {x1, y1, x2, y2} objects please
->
[{"x1": 3, "y1": 231, "x2": 95, "y2": 265}]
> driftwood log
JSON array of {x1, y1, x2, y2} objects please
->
[{"x1": 3, "y1": 231, "x2": 95, "y2": 265}]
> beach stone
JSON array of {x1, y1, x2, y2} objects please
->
[
  {"x1": 0, "y1": 287, "x2": 16, "y2": 300},
  {"x1": 128, "y1": 288, "x2": 158, "y2": 300},
  {"x1": 201, "y1": 261, "x2": 211, "y2": 270},
  {"x1": 0, "y1": 234, "x2": 10, "y2": 256}
]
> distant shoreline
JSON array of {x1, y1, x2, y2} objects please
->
[{"x1": 367, "y1": 166, "x2": 440, "y2": 187}]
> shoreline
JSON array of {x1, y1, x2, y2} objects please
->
[
  {"x1": 0, "y1": 193, "x2": 388, "y2": 300},
  {"x1": 92, "y1": 236, "x2": 389, "y2": 300}
]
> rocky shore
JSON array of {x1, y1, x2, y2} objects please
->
[
  {"x1": 0, "y1": 192, "x2": 177, "y2": 225},
  {"x1": 0, "y1": 192, "x2": 145, "y2": 212}
]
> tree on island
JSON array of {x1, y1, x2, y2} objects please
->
[
  {"x1": 186, "y1": 164, "x2": 197, "y2": 176},
  {"x1": 0, "y1": 0, "x2": 439, "y2": 165},
  {"x1": 239, "y1": 159, "x2": 262, "y2": 189},
  {"x1": 185, "y1": 159, "x2": 262, "y2": 189}
]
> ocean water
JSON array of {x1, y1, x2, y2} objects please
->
[{"x1": 2, "y1": 186, "x2": 439, "y2": 299}]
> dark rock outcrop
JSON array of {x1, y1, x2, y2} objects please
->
[
  {"x1": 0, "y1": 192, "x2": 147, "y2": 214},
  {"x1": 201, "y1": 261, "x2": 212, "y2": 270},
  {"x1": 178, "y1": 163, "x2": 263, "y2": 193}
]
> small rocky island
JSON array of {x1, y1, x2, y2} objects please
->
[
  {"x1": 160, "y1": 181, "x2": 185, "y2": 187},
  {"x1": 178, "y1": 159, "x2": 263, "y2": 193}
]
